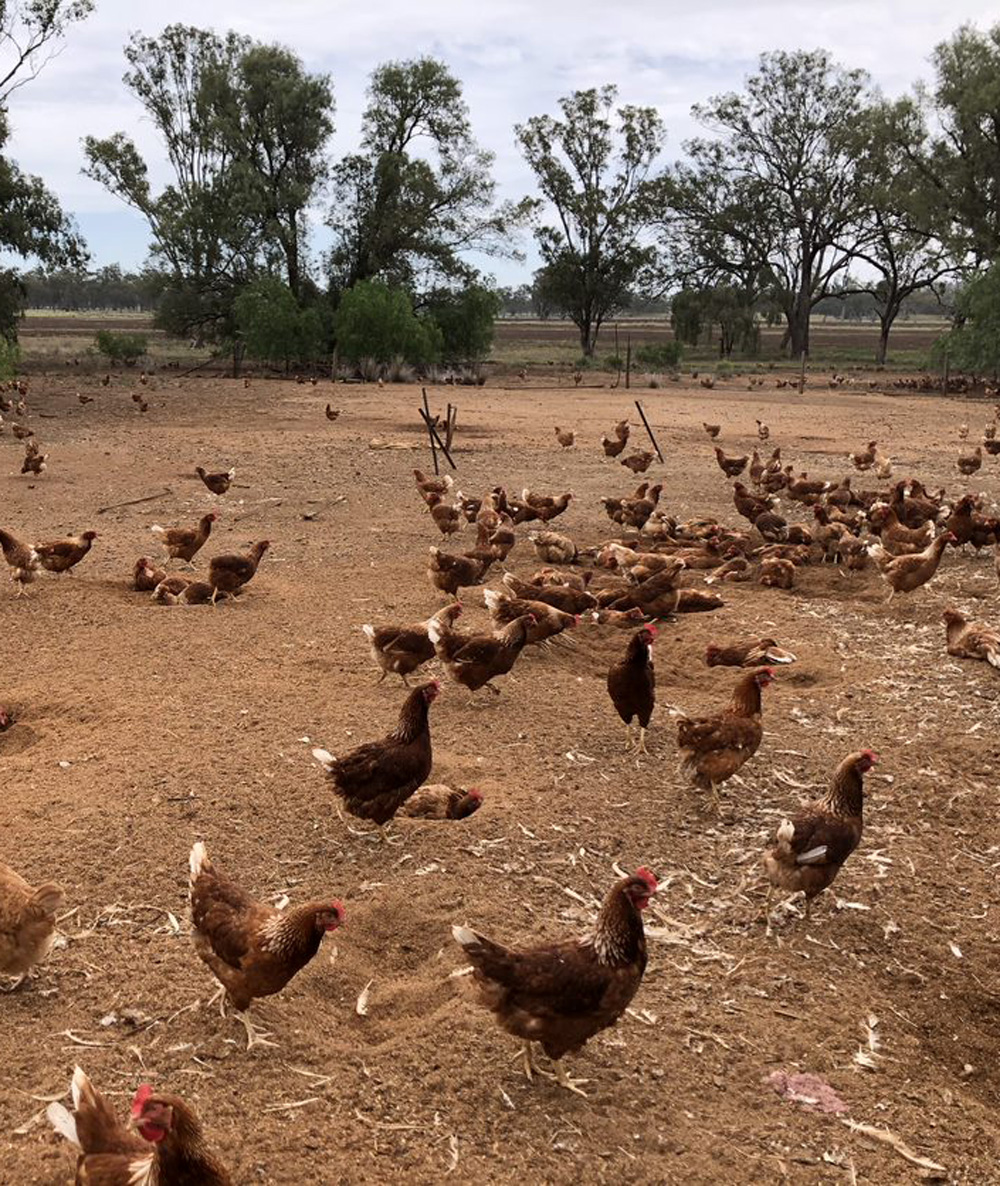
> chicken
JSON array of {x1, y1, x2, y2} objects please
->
[
  {"x1": 759, "y1": 556, "x2": 796, "y2": 589},
  {"x1": 312, "y1": 682, "x2": 440, "y2": 837},
  {"x1": 325, "y1": 404, "x2": 340, "y2": 421},
  {"x1": 21, "y1": 443, "x2": 47, "y2": 474},
  {"x1": 674, "y1": 589, "x2": 724, "y2": 613},
  {"x1": 35, "y1": 531, "x2": 98, "y2": 575},
  {"x1": 399, "y1": 785, "x2": 484, "y2": 820},
  {"x1": 47, "y1": 1067, "x2": 232, "y2": 1185},
  {"x1": 607, "y1": 626, "x2": 656, "y2": 752},
  {"x1": 554, "y1": 426, "x2": 575, "y2": 448},
  {"x1": 188, "y1": 841, "x2": 344, "y2": 1047},
  {"x1": 452, "y1": 868, "x2": 658, "y2": 1096},
  {"x1": 756, "y1": 419, "x2": 770, "y2": 441},
  {"x1": 873, "y1": 532, "x2": 954, "y2": 601},
  {"x1": 151, "y1": 575, "x2": 191, "y2": 604},
  {"x1": 414, "y1": 469, "x2": 454, "y2": 505},
  {"x1": 196, "y1": 465, "x2": 235, "y2": 495},
  {"x1": 529, "y1": 530, "x2": 578, "y2": 565},
  {"x1": 483, "y1": 589, "x2": 576, "y2": 644},
  {"x1": 942, "y1": 608, "x2": 1000, "y2": 669},
  {"x1": 787, "y1": 473, "x2": 831, "y2": 504},
  {"x1": 486, "y1": 513, "x2": 516, "y2": 562},
  {"x1": 430, "y1": 614, "x2": 534, "y2": 694},
  {"x1": 522, "y1": 489, "x2": 573, "y2": 523},
  {"x1": 208, "y1": 540, "x2": 270, "y2": 600},
  {"x1": 848, "y1": 441, "x2": 877, "y2": 470},
  {"x1": 602, "y1": 420, "x2": 630, "y2": 456},
  {"x1": 12, "y1": 421, "x2": 32, "y2": 440},
  {"x1": 0, "y1": 527, "x2": 40, "y2": 596},
  {"x1": 0, "y1": 864, "x2": 63, "y2": 983},
  {"x1": 753, "y1": 511, "x2": 787, "y2": 543},
  {"x1": 732, "y1": 482, "x2": 772, "y2": 523},
  {"x1": 0, "y1": 704, "x2": 11, "y2": 731},
  {"x1": 177, "y1": 581, "x2": 231, "y2": 606},
  {"x1": 702, "y1": 423, "x2": 720, "y2": 439},
  {"x1": 363, "y1": 603, "x2": 462, "y2": 684},
  {"x1": 705, "y1": 637, "x2": 796, "y2": 667},
  {"x1": 677, "y1": 669, "x2": 774, "y2": 808},
  {"x1": 714, "y1": 446, "x2": 747, "y2": 478},
  {"x1": 763, "y1": 750, "x2": 878, "y2": 931},
  {"x1": 943, "y1": 494, "x2": 1000, "y2": 551},
  {"x1": 620, "y1": 483, "x2": 663, "y2": 532},
  {"x1": 704, "y1": 555, "x2": 751, "y2": 584},
  {"x1": 958, "y1": 446, "x2": 982, "y2": 476},
  {"x1": 959, "y1": 423, "x2": 969, "y2": 440},
  {"x1": 870, "y1": 502, "x2": 934, "y2": 554},
  {"x1": 590, "y1": 607, "x2": 647, "y2": 628},
  {"x1": 621, "y1": 450, "x2": 654, "y2": 474},
  {"x1": 150, "y1": 512, "x2": 217, "y2": 564},
  {"x1": 503, "y1": 571, "x2": 596, "y2": 614},
  {"x1": 428, "y1": 546, "x2": 489, "y2": 597},
  {"x1": 132, "y1": 557, "x2": 166, "y2": 592},
  {"x1": 425, "y1": 492, "x2": 462, "y2": 536}
]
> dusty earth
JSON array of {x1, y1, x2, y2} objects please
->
[{"x1": 1, "y1": 369, "x2": 999, "y2": 1184}]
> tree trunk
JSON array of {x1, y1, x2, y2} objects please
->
[
  {"x1": 875, "y1": 320, "x2": 890, "y2": 366},
  {"x1": 578, "y1": 319, "x2": 595, "y2": 357},
  {"x1": 788, "y1": 305, "x2": 810, "y2": 359}
]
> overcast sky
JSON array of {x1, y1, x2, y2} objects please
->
[{"x1": 5, "y1": 0, "x2": 999, "y2": 285}]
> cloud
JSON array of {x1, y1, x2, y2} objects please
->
[{"x1": 3, "y1": 0, "x2": 998, "y2": 279}]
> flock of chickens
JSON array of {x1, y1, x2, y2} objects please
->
[{"x1": 3, "y1": 381, "x2": 1000, "y2": 1182}]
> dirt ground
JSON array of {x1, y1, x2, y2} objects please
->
[{"x1": 1, "y1": 369, "x2": 999, "y2": 1184}]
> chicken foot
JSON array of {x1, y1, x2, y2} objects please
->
[{"x1": 235, "y1": 1009, "x2": 277, "y2": 1051}]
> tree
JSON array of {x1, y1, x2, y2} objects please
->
[
  {"x1": 516, "y1": 86, "x2": 664, "y2": 356},
  {"x1": 234, "y1": 276, "x2": 325, "y2": 370},
  {"x1": 334, "y1": 280, "x2": 440, "y2": 365},
  {"x1": 328, "y1": 58, "x2": 522, "y2": 292},
  {"x1": 424, "y1": 284, "x2": 499, "y2": 361},
  {"x1": 937, "y1": 267, "x2": 1000, "y2": 377},
  {"x1": 0, "y1": 1, "x2": 93, "y2": 102},
  {"x1": 663, "y1": 51, "x2": 875, "y2": 358}
]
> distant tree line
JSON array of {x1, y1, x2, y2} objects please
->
[{"x1": 3, "y1": 9, "x2": 1000, "y2": 373}]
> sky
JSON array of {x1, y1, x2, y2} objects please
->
[{"x1": 4, "y1": 0, "x2": 999, "y2": 286}]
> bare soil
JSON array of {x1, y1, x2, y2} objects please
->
[{"x1": 1, "y1": 370, "x2": 998, "y2": 1184}]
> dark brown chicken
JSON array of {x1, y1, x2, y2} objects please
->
[
  {"x1": 714, "y1": 446, "x2": 747, "y2": 478},
  {"x1": 151, "y1": 512, "x2": 216, "y2": 563},
  {"x1": 196, "y1": 465, "x2": 235, "y2": 495},
  {"x1": 188, "y1": 841, "x2": 343, "y2": 1047},
  {"x1": 602, "y1": 419, "x2": 630, "y2": 456},
  {"x1": 312, "y1": 682, "x2": 440, "y2": 836},
  {"x1": 958, "y1": 446, "x2": 982, "y2": 475},
  {"x1": 942, "y1": 608, "x2": 1000, "y2": 669},
  {"x1": 733, "y1": 482, "x2": 772, "y2": 523},
  {"x1": 47, "y1": 1067, "x2": 232, "y2": 1185},
  {"x1": 943, "y1": 495, "x2": 1000, "y2": 551},
  {"x1": 453, "y1": 868, "x2": 658, "y2": 1096},
  {"x1": 621, "y1": 450, "x2": 654, "y2": 474},
  {"x1": 677, "y1": 669, "x2": 774, "y2": 808},
  {"x1": 208, "y1": 540, "x2": 270, "y2": 599},
  {"x1": 35, "y1": 531, "x2": 97, "y2": 574},
  {"x1": 133, "y1": 556, "x2": 166, "y2": 592},
  {"x1": 848, "y1": 441, "x2": 877, "y2": 470},
  {"x1": 363, "y1": 603, "x2": 463, "y2": 683},
  {"x1": 607, "y1": 626, "x2": 656, "y2": 752},
  {"x1": 484, "y1": 588, "x2": 576, "y2": 644},
  {"x1": 399, "y1": 785, "x2": 484, "y2": 819},
  {"x1": 503, "y1": 571, "x2": 596, "y2": 614},
  {"x1": 763, "y1": 750, "x2": 878, "y2": 930},
  {"x1": 430, "y1": 614, "x2": 534, "y2": 694},
  {"x1": 0, "y1": 527, "x2": 39, "y2": 596},
  {"x1": 522, "y1": 489, "x2": 573, "y2": 523},
  {"x1": 428, "y1": 546, "x2": 489, "y2": 597},
  {"x1": 414, "y1": 468, "x2": 454, "y2": 505},
  {"x1": 705, "y1": 637, "x2": 796, "y2": 667},
  {"x1": 425, "y1": 492, "x2": 462, "y2": 536},
  {"x1": 703, "y1": 422, "x2": 721, "y2": 439}
]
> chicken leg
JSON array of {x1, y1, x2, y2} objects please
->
[
  {"x1": 236, "y1": 1009, "x2": 277, "y2": 1051},
  {"x1": 552, "y1": 1061, "x2": 590, "y2": 1097}
]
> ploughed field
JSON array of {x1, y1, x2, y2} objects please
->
[{"x1": 0, "y1": 369, "x2": 998, "y2": 1183}]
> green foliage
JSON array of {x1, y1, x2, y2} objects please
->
[
  {"x1": 233, "y1": 277, "x2": 325, "y2": 368},
  {"x1": 517, "y1": 85, "x2": 664, "y2": 355},
  {"x1": 334, "y1": 280, "x2": 441, "y2": 365},
  {"x1": 936, "y1": 267, "x2": 1000, "y2": 374},
  {"x1": 424, "y1": 284, "x2": 499, "y2": 361},
  {"x1": 636, "y1": 341, "x2": 683, "y2": 367},
  {"x1": 669, "y1": 291, "x2": 703, "y2": 346},
  {"x1": 0, "y1": 334, "x2": 18, "y2": 379},
  {"x1": 94, "y1": 329, "x2": 148, "y2": 365}
]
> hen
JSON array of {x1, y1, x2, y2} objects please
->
[
  {"x1": 399, "y1": 785, "x2": 483, "y2": 819},
  {"x1": 763, "y1": 750, "x2": 878, "y2": 931},
  {"x1": 848, "y1": 440, "x2": 877, "y2": 470},
  {"x1": 0, "y1": 526, "x2": 40, "y2": 596},
  {"x1": 133, "y1": 556, "x2": 166, "y2": 592},
  {"x1": 503, "y1": 571, "x2": 596, "y2": 615},
  {"x1": 522, "y1": 489, "x2": 573, "y2": 523},
  {"x1": 363, "y1": 603, "x2": 462, "y2": 684},
  {"x1": 430, "y1": 613, "x2": 534, "y2": 694},
  {"x1": 621, "y1": 450, "x2": 654, "y2": 474},
  {"x1": 189, "y1": 841, "x2": 344, "y2": 1048},
  {"x1": 872, "y1": 532, "x2": 954, "y2": 601},
  {"x1": 151, "y1": 512, "x2": 216, "y2": 564},
  {"x1": 957, "y1": 446, "x2": 982, "y2": 475},
  {"x1": 414, "y1": 468, "x2": 454, "y2": 505},
  {"x1": 602, "y1": 419, "x2": 630, "y2": 456},
  {"x1": 208, "y1": 540, "x2": 270, "y2": 600},
  {"x1": 714, "y1": 447, "x2": 747, "y2": 478},
  {"x1": 425, "y1": 492, "x2": 463, "y2": 536},
  {"x1": 428, "y1": 546, "x2": 489, "y2": 597},
  {"x1": 452, "y1": 868, "x2": 658, "y2": 1096},
  {"x1": 705, "y1": 638, "x2": 796, "y2": 667},
  {"x1": 607, "y1": 626, "x2": 656, "y2": 752},
  {"x1": 312, "y1": 681, "x2": 440, "y2": 838},
  {"x1": 483, "y1": 589, "x2": 576, "y2": 644},
  {"x1": 196, "y1": 465, "x2": 235, "y2": 495},
  {"x1": 0, "y1": 863, "x2": 63, "y2": 984},
  {"x1": 554, "y1": 426, "x2": 575, "y2": 448},
  {"x1": 35, "y1": 531, "x2": 98, "y2": 575},
  {"x1": 48, "y1": 1067, "x2": 231, "y2": 1185},
  {"x1": 677, "y1": 669, "x2": 774, "y2": 808},
  {"x1": 529, "y1": 530, "x2": 578, "y2": 565},
  {"x1": 942, "y1": 608, "x2": 1000, "y2": 669}
]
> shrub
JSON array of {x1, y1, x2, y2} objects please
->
[
  {"x1": 0, "y1": 337, "x2": 18, "y2": 381},
  {"x1": 935, "y1": 267, "x2": 1000, "y2": 376},
  {"x1": 94, "y1": 329, "x2": 148, "y2": 365},
  {"x1": 636, "y1": 341, "x2": 683, "y2": 368},
  {"x1": 603, "y1": 353, "x2": 623, "y2": 371},
  {"x1": 233, "y1": 278, "x2": 325, "y2": 370},
  {"x1": 335, "y1": 281, "x2": 441, "y2": 365},
  {"x1": 424, "y1": 284, "x2": 500, "y2": 362}
]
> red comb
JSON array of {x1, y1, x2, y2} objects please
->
[
  {"x1": 635, "y1": 866, "x2": 658, "y2": 892},
  {"x1": 130, "y1": 1084, "x2": 154, "y2": 1119}
]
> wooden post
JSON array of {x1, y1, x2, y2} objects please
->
[
  {"x1": 445, "y1": 404, "x2": 457, "y2": 452},
  {"x1": 625, "y1": 334, "x2": 632, "y2": 390},
  {"x1": 634, "y1": 399, "x2": 664, "y2": 464},
  {"x1": 421, "y1": 387, "x2": 439, "y2": 475},
  {"x1": 798, "y1": 350, "x2": 806, "y2": 395},
  {"x1": 613, "y1": 323, "x2": 621, "y2": 388}
]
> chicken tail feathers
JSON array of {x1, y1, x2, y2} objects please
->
[
  {"x1": 362, "y1": 624, "x2": 375, "y2": 641},
  {"x1": 47, "y1": 1101, "x2": 78, "y2": 1147},
  {"x1": 150, "y1": 525, "x2": 165, "y2": 536},
  {"x1": 312, "y1": 747, "x2": 335, "y2": 772},
  {"x1": 796, "y1": 845, "x2": 829, "y2": 866},
  {"x1": 987, "y1": 645, "x2": 1000, "y2": 669},
  {"x1": 189, "y1": 840, "x2": 210, "y2": 884},
  {"x1": 29, "y1": 882, "x2": 64, "y2": 917}
]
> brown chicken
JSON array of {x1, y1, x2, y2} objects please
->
[
  {"x1": 399, "y1": 785, "x2": 483, "y2": 819},
  {"x1": 196, "y1": 465, "x2": 235, "y2": 495},
  {"x1": 754, "y1": 511, "x2": 787, "y2": 542},
  {"x1": 35, "y1": 531, "x2": 98, "y2": 575},
  {"x1": 554, "y1": 426, "x2": 575, "y2": 447},
  {"x1": 705, "y1": 637, "x2": 796, "y2": 667},
  {"x1": 48, "y1": 1067, "x2": 232, "y2": 1185},
  {"x1": 0, "y1": 863, "x2": 63, "y2": 983},
  {"x1": 414, "y1": 469, "x2": 454, "y2": 505},
  {"x1": 208, "y1": 540, "x2": 270, "y2": 600},
  {"x1": 872, "y1": 532, "x2": 954, "y2": 601},
  {"x1": 152, "y1": 575, "x2": 191, "y2": 603},
  {"x1": 763, "y1": 750, "x2": 878, "y2": 931},
  {"x1": 621, "y1": 450, "x2": 654, "y2": 474},
  {"x1": 602, "y1": 419, "x2": 630, "y2": 456},
  {"x1": 151, "y1": 512, "x2": 216, "y2": 563},
  {"x1": 848, "y1": 441, "x2": 877, "y2": 470},
  {"x1": 177, "y1": 581, "x2": 231, "y2": 605},
  {"x1": 620, "y1": 483, "x2": 663, "y2": 531},
  {"x1": 944, "y1": 495, "x2": 1000, "y2": 551},
  {"x1": 522, "y1": 489, "x2": 573, "y2": 523},
  {"x1": 428, "y1": 546, "x2": 489, "y2": 597},
  {"x1": 714, "y1": 446, "x2": 747, "y2": 478},
  {"x1": 363, "y1": 603, "x2": 462, "y2": 683},
  {"x1": 733, "y1": 482, "x2": 772, "y2": 523},
  {"x1": 483, "y1": 589, "x2": 576, "y2": 644},
  {"x1": 703, "y1": 423, "x2": 721, "y2": 439},
  {"x1": 325, "y1": 403, "x2": 340, "y2": 421},
  {"x1": 21, "y1": 443, "x2": 47, "y2": 474},
  {"x1": 132, "y1": 556, "x2": 166, "y2": 592},
  {"x1": 942, "y1": 608, "x2": 1000, "y2": 669},
  {"x1": 957, "y1": 446, "x2": 982, "y2": 475},
  {"x1": 0, "y1": 704, "x2": 11, "y2": 731},
  {"x1": 189, "y1": 841, "x2": 344, "y2": 1047},
  {"x1": 677, "y1": 669, "x2": 774, "y2": 808},
  {"x1": 759, "y1": 556, "x2": 796, "y2": 589},
  {"x1": 870, "y1": 502, "x2": 934, "y2": 554},
  {"x1": 452, "y1": 867, "x2": 658, "y2": 1095},
  {"x1": 529, "y1": 530, "x2": 578, "y2": 565},
  {"x1": 756, "y1": 419, "x2": 770, "y2": 441},
  {"x1": 590, "y1": 607, "x2": 647, "y2": 627},
  {"x1": 0, "y1": 527, "x2": 40, "y2": 596},
  {"x1": 312, "y1": 682, "x2": 440, "y2": 837},
  {"x1": 503, "y1": 571, "x2": 596, "y2": 614},
  {"x1": 607, "y1": 626, "x2": 656, "y2": 752},
  {"x1": 425, "y1": 492, "x2": 462, "y2": 536},
  {"x1": 430, "y1": 614, "x2": 534, "y2": 694}
]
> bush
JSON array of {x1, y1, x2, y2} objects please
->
[
  {"x1": 603, "y1": 353, "x2": 623, "y2": 371},
  {"x1": 94, "y1": 329, "x2": 148, "y2": 365},
  {"x1": 636, "y1": 341, "x2": 683, "y2": 368},
  {"x1": 233, "y1": 278, "x2": 325, "y2": 370},
  {"x1": 335, "y1": 281, "x2": 441, "y2": 365},
  {"x1": 0, "y1": 337, "x2": 18, "y2": 381},
  {"x1": 935, "y1": 267, "x2": 1000, "y2": 376},
  {"x1": 424, "y1": 284, "x2": 500, "y2": 362}
]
